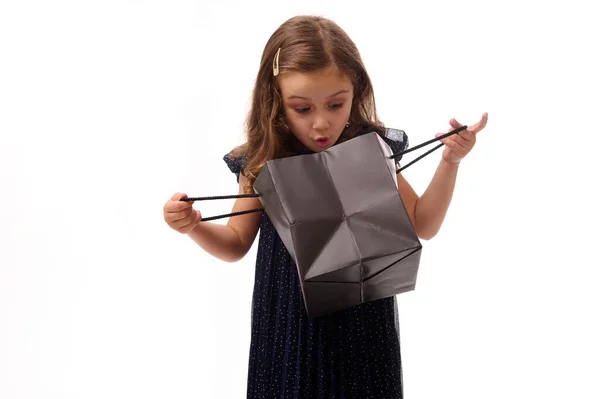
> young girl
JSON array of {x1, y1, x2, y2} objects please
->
[{"x1": 164, "y1": 15, "x2": 487, "y2": 398}]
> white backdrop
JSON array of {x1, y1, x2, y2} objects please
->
[{"x1": 1, "y1": 1, "x2": 599, "y2": 398}]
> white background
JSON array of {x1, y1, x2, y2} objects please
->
[{"x1": 1, "y1": 0, "x2": 599, "y2": 398}]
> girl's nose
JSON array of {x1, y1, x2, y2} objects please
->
[{"x1": 312, "y1": 114, "x2": 330, "y2": 131}]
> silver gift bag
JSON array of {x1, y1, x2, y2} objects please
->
[{"x1": 253, "y1": 132, "x2": 421, "y2": 318}]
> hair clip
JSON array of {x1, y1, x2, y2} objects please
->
[{"x1": 273, "y1": 47, "x2": 281, "y2": 76}]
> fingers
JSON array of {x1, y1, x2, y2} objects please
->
[
  {"x1": 454, "y1": 135, "x2": 473, "y2": 150},
  {"x1": 450, "y1": 112, "x2": 488, "y2": 136},
  {"x1": 440, "y1": 136, "x2": 470, "y2": 161},
  {"x1": 448, "y1": 118, "x2": 461, "y2": 130},
  {"x1": 438, "y1": 134, "x2": 464, "y2": 151},
  {"x1": 436, "y1": 131, "x2": 473, "y2": 149},
  {"x1": 168, "y1": 206, "x2": 195, "y2": 223},
  {"x1": 447, "y1": 118, "x2": 469, "y2": 136},
  {"x1": 164, "y1": 192, "x2": 203, "y2": 233},
  {"x1": 438, "y1": 113, "x2": 487, "y2": 163},
  {"x1": 173, "y1": 209, "x2": 202, "y2": 232},
  {"x1": 435, "y1": 132, "x2": 449, "y2": 144},
  {"x1": 436, "y1": 129, "x2": 474, "y2": 163},
  {"x1": 167, "y1": 192, "x2": 194, "y2": 212},
  {"x1": 448, "y1": 112, "x2": 488, "y2": 139},
  {"x1": 171, "y1": 192, "x2": 186, "y2": 201}
]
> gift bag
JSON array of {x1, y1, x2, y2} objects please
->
[{"x1": 184, "y1": 126, "x2": 466, "y2": 318}]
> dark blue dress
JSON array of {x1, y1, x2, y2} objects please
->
[{"x1": 224, "y1": 128, "x2": 410, "y2": 399}]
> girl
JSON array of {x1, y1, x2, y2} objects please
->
[{"x1": 164, "y1": 15, "x2": 487, "y2": 398}]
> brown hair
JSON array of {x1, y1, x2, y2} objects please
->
[{"x1": 230, "y1": 15, "x2": 385, "y2": 193}]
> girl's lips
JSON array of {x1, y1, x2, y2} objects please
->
[{"x1": 315, "y1": 137, "x2": 330, "y2": 148}]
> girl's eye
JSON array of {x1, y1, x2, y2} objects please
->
[{"x1": 294, "y1": 103, "x2": 343, "y2": 114}]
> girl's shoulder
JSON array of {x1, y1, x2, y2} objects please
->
[
  {"x1": 223, "y1": 150, "x2": 246, "y2": 183},
  {"x1": 356, "y1": 125, "x2": 409, "y2": 162},
  {"x1": 380, "y1": 127, "x2": 409, "y2": 152}
]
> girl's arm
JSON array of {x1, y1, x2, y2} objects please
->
[
  {"x1": 397, "y1": 113, "x2": 488, "y2": 240},
  {"x1": 397, "y1": 160, "x2": 459, "y2": 241},
  {"x1": 186, "y1": 173, "x2": 262, "y2": 262}
]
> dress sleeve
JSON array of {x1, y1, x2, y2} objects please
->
[
  {"x1": 223, "y1": 152, "x2": 245, "y2": 183},
  {"x1": 381, "y1": 127, "x2": 409, "y2": 165}
]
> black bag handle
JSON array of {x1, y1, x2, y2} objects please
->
[
  {"x1": 390, "y1": 125, "x2": 467, "y2": 173},
  {"x1": 182, "y1": 125, "x2": 468, "y2": 221},
  {"x1": 180, "y1": 194, "x2": 263, "y2": 222}
]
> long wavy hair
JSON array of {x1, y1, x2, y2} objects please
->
[{"x1": 230, "y1": 15, "x2": 385, "y2": 193}]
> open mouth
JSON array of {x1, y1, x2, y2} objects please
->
[{"x1": 315, "y1": 137, "x2": 331, "y2": 148}]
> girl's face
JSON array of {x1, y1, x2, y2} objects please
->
[{"x1": 278, "y1": 66, "x2": 353, "y2": 152}]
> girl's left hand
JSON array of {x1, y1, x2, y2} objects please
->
[{"x1": 437, "y1": 112, "x2": 488, "y2": 164}]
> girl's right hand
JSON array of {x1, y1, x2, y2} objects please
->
[{"x1": 163, "y1": 192, "x2": 203, "y2": 234}]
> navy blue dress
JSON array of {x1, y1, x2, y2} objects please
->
[{"x1": 224, "y1": 128, "x2": 410, "y2": 399}]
